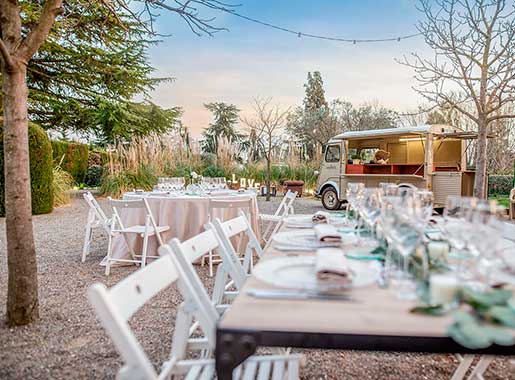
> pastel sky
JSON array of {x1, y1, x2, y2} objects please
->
[{"x1": 147, "y1": 0, "x2": 431, "y2": 137}]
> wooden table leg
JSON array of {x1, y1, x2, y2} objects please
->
[{"x1": 216, "y1": 329, "x2": 257, "y2": 380}]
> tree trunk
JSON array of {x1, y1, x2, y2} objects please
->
[
  {"x1": 265, "y1": 157, "x2": 271, "y2": 202},
  {"x1": 2, "y1": 61, "x2": 39, "y2": 326},
  {"x1": 473, "y1": 117, "x2": 488, "y2": 199}
]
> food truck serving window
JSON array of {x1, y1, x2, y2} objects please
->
[{"x1": 325, "y1": 145, "x2": 340, "y2": 162}]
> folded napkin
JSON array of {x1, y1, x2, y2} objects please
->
[
  {"x1": 314, "y1": 224, "x2": 342, "y2": 243},
  {"x1": 316, "y1": 247, "x2": 354, "y2": 286},
  {"x1": 312, "y1": 211, "x2": 330, "y2": 224}
]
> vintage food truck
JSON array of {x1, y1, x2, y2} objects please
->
[{"x1": 315, "y1": 125, "x2": 479, "y2": 210}]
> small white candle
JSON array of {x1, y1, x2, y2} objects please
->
[
  {"x1": 430, "y1": 274, "x2": 459, "y2": 306},
  {"x1": 428, "y1": 242, "x2": 449, "y2": 261}
]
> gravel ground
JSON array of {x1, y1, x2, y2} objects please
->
[{"x1": 0, "y1": 194, "x2": 513, "y2": 380}]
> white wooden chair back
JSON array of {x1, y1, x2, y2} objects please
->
[
  {"x1": 213, "y1": 211, "x2": 263, "y2": 260},
  {"x1": 109, "y1": 197, "x2": 164, "y2": 245},
  {"x1": 161, "y1": 241, "x2": 220, "y2": 348},
  {"x1": 275, "y1": 190, "x2": 297, "y2": 217},
  {"x1": 88, "y1": 254, "x2": 182, "y2": 379},
  {"x1": 83, "y1": 192, "x2": 110, "y2": 232},
  {"x1": 208, "y1": 198, "x2": 252, "y2": 220}
]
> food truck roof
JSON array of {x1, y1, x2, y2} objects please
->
[{"x1": 329, "y1": 124, "x2": 463, "y2": 142}]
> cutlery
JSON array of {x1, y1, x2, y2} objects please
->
[
  {"x1": 274, "y1": 245, "x2": 315, "y2": 252},
  {"x1": 246, "y1": 288, "x2": 356, "y2": 301}
]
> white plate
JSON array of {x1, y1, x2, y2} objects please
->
[
  {"x1": 272, "y1": 230, "x2": 341, "y2": 248},
  {"x1": 254, "y1": 256, "x2": 380, "y2": 291},
  {"x1": 284, "y1": 214, "x2": 352, "y2": 229}
]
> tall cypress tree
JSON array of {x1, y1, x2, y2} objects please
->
[{"x1": 303, "y1": 71, "x2": 327, "y2": 112}]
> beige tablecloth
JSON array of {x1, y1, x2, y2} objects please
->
[{"x1": 111, "y1": 191, "x2": 260, "y2": 260}]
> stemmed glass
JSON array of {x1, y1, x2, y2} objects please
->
[
  {"x1": 345, "y1": 182, "x2": 365, "y2": 223},
  {"x1": 386, "y1": 194, "x2": 426, "y2": 300},
  {"x1": 361, "y1": 188, "x2": 382, "y2": 238},
  {"x1": 467, "y1": 200, "x2": 502, "y2": 288}
]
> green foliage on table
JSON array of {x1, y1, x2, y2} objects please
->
[
  {"x1": 0, "y1": 123, "x2": 53, "y2": 216},
  {"x1": 51, "y1": 140, "x2": 89, "y2": 183},
  {"x1": 412, "y1": 287, "x2": 515, "y2": 349}
]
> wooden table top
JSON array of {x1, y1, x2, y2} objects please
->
[{"x1": 220, "y1": 226, "x2": 462, "y2": 339}]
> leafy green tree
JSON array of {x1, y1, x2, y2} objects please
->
[
  {"x1": 93, "y1": 100, "x2": 182, "y2": 144},
  {"x1": 0, "y1": 0, "x2": 237, "y2": 326},
  {"x1": 303, "y1": 71, "x2": 327, "y2": 112},
  {"x1": 202, "y1": 102, "x2": 242, "y2": 154},
  {"x1": 4, "y1": 1, "x2": 171, "y2": 142}
]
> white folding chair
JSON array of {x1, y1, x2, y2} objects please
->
[
  {"x1": 88, "y1": 254, "x2": 215, "y2": 380},
  {"x1": 259, "y1": 190, "x2": 297, "y2": 249},
  {"x1": 82, "y1": 192, "x2": 112, "y2": 262},
  {"x1": 105, "y1": 197, "x2": 169, "y2": 276},
  {"x1": 162, "y1": 239, "x2": 303, "y2": 379},
  {"x1": 208, "y1": 211, "x2": 263, "y2": 306},
  {"x1": 203, "y1": 198, "x2": 253, "y2": 277}
]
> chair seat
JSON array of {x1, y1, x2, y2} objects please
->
[
  {"x1": 182, "y1": 361, "x2": 215, "y2": 380},
  {"x1": 233, "y1": 354, "x2": 302, "y2": 380},
  {"x1": 113, "y1": 225, "x2": 170, "y2": 235},
  {"x1": 259, "y1": 214, "x2": 282, "y2": 222},
  {"x1": 179, "y1": 354, "x2": 302, "y2": 380}
]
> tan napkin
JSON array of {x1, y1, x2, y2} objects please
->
[
  {"x1": 314, "y1": 224, "x2": 342, "y2": 243},
  {"x1": 312, "y1": 211, "x2": 330, "y2": 224},
  {"x1": 315, "y1": 247, "x2": 353, "y2": 285}
]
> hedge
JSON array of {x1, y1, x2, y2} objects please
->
[
  {"x1": 0, "y1": 122, "x2": 54, "y2": 216},
  {"x1": 52, "y1": 140, "x2": 89, "y2": 183},
  {"x1": 488, "y1": 174, "x2": 514, "y2": 196}
]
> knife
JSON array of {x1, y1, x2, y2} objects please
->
[{"x1": 246, "y1": 288, "x2": 355, "y2": 301}]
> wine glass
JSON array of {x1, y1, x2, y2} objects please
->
[
  {"x1": 345, "y1": 182, "x2": 365, "y2": 223},
  {"x1": 361, "y1": 188, "x2": 382, "y2": 238},
  {"x1": 387, "y1": 195, "x2": 425, "y2": 300}
]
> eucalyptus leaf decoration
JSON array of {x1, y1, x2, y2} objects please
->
[{"x1": 411, "y1": 287, "x2": 515, "y2": 349}]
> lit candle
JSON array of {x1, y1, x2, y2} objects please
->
[
  {"x1": 428, "y1": 242, "x2": 449, "y2": 261},
  {"x1": 430, "y1": 274, "x2": 459, "y2": 306}
]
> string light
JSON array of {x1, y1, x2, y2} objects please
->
[{"x1": 222, "y1": 9, "x2": 422, "y2": 44}]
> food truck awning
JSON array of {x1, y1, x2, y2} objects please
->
[{"x1": 330, "y1": 125, "x2": 464, "y2": 141}]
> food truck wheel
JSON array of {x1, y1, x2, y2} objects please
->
[{"x1": 321, "y1": 187, "x2": 341, "y2": 210}]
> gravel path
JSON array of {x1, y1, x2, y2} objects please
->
[{"x1": 0, "y1": 194, "x2": 513, "y2": 379}]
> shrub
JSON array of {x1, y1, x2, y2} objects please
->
[
  {"x1": 0, "y1": 122, "x2": 54, "y2": 216},
  {"x1": 51, "y1": 140, "x2": 89, "y2": 183},
  {"x1": 88, "y1": 149, "x2": 110, "y2": 167},
  {"x1": 86, "y1": 165, "x2": 104, "y2": 187},
  {"x1": 202, "y1": 165, "x2": 227, "y2": 178},
  {"x1": 53, "y1": 165, "x2": 74, "y2": 207},
  {"x1": 488, "y1": 174, "x2": 514, "y2": 196}
]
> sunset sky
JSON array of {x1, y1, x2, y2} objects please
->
[{"x1": 147, "y1": 0, "x2": 431, "y2": 137}]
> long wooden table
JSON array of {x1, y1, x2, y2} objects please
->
[{"x1": 215, "y1": 226, "x2": 515, "y2": 379}]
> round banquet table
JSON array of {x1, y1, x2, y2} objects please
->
[{"x1": 110, "y1": 190, "x2": 260, "y2": 262}]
